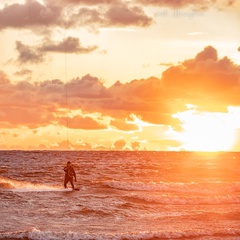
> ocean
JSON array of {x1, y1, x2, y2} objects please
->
[{"x1": 0, "y1": 151, "x2": 239, "y2": 240}]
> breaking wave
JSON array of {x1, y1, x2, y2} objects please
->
[
  {"x1": 0, "y1": 176, "x2": 63, "y2": 192},
  {"x1": 1, "y1": 227, "x2": 240, "y2": 240}
]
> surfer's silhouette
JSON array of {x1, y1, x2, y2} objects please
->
[{"x1": 64, "y1": 161, "x2": 77, "y2": 190}]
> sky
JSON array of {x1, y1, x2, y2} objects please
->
[{"x1": 0, "y1": 0, "x2": 240, "y2": 151}]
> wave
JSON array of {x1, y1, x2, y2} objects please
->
[
  {"x1": 124, "y1": 193, "x2": 240, "y2": 205},
  {"x1": 1, "y1": 227, "x2": 240, "y2": 240},
  {"x1": 74, "y1": 206, "x2": 111, "y2": 216},
  {"x1": 0, "y1": 176, "x2": 63, "y2": 192},
  {"x1": 103, "y1": 180, "x2": 240, "y2": 195}
]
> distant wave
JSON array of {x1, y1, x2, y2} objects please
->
[
  {"x1": 0, "y1": 176, "x2": 62, "y2": 192},
  {"x1": 103, "y1": 180, "x2": 240, "y2": 195},
  {"x1": 124, "y1": 193, "x2": 240, "y2": 205},
  {"x1": 1, "y1": 227, "x2": 240, "y2": 240}
]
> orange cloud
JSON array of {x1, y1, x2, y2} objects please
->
[
  {"x1": 0, "y1": 71, "x2": 10, "y2": 84},
  {"x1": 110, "y1": 118, "x2": 139, "y2": 131},
  {"x1": 131, "y1": 141, "x2": 140, "y2": 150},
  {"x1": 58, "y1": 115, "x2": 106, "y2": 130},
  {"x1": 162, "y1": 46, "x2": 240, "y2": 111},
  {"x1": 113, "y1": 139, "x2": 126, "y2": 150},
  {"x1": 1, "y1": 46, "x2": 240, "y2": 132}
]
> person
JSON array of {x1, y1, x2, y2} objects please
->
[{"x1": 64, "y1": 161, "x2": 76, "y2": 190}]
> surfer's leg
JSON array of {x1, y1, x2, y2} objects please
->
[
  {"x1": 64, "y1": 177, "x2": 68, "y2": 188},
  {"x1": 69, "y1": 178, "x2": 75, "y2": 190}
]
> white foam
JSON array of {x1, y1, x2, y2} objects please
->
[
  {"x1": 0, "y1": 176, "x2": 62, "y2": 192},
  {"x1": 1, "y1": 227, "x2": 240, "y2": 240}
]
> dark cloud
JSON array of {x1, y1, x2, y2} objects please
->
[
  {"x1": 0, "y1": 1, "x2": 63, "y2": 30},
  {"x1": 66, "y1": 75, "x2": 111, "y2": 100},
  {"x1": 69, "y1": 4, "x2": 152, "y2": 30},
  {"x1": 135, "y1": 0, "x2": 237, "y2": 9},
  {"x1": 15, "y1": 41, "x2": 45, "y2": 64},
  {"x1": 0, "y1": 0, "x2": 235, "y2": 35},
  {"x1": 40, "y1": 37, "x2": 98, "y2": 54},
  {"x1": 14, "y1": 68, "x2": 32, "y2": 76},
  {"x1": 70, "y1": 7, "x2": 104, "y2": 29},
  {"x1": 0, "y1": 0, "x2": 153, "y2": 32},
  {"x1": 15, "y1": 36, "x2": 97, "y2": 65},
  {"x1": 136, "y1": 0, "x2": 211, "y2": 8},
  {"x1": 106, "y1": 3, "x2": 153, "y2": 27},
  {"x1": 62, "y1": 0, "x2": 120, "y2": 5}
]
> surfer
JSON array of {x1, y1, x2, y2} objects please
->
[{"x1": 64, "y1": 161, "x2": 77, "y2": 190}]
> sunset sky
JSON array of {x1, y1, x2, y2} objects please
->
[{"x1": 0, "y1": 0, "x2": 240, "y2": 151}]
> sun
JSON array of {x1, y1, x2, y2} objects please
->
[{"x1": 172, "y1": 107, "x2": 238, "y2": 152}]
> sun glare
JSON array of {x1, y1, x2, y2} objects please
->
[{"x1": 173, "y1": 107, "x2": 239, "y2": 152}]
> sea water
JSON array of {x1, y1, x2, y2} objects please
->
[{"x1": 0, "y1": 151, "x2": 239, "y2": 240}]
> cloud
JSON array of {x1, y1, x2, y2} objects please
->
[
  {"x1": 0, "y1": 71, "x2": 10, "y2": 84},
  {"x1": 161, "y1": 45, "x2": 240, "y2": 111},
  {"x1": 194, "y1": 45, "x2": 218, "y2": 61},
  {"x1": 113, "y1": 139, "x2": 126, "y2": 150},
  {"x1": 131, "y1": 141, "x2": 140, "y2": 150},
  {"x1": 14, "y1": 68, "x2": 32, "y2": 77},
  {"x1": 136, "y1": 0, "x2": 206, "y2": 8},
  {"x1": 58, "y1": 115, "x2": 106, "y2": 129},
  {"x1": 0, "y1": 1, "x2": 153, "y2": 32},
  {"x1": 62, "y1": 0, "x2": 120, "y2": 5},
  {"x1": 105, "y1": 3, "x2": 153, "y2": 27},
  {"x1": 0, "y1": 106, "x2": 53, "y2": 129},
  {"x1": 135, "y1": 0, "x2": 237, "y2": 9},
  {"x1": 0, "y1": 78, "x2": 54, "y2": 128},
  {"x1": 69, "y1": 3, "x2": 152, "y2": 31},
  {"x1": 40, "y1": 37, "x2": 98, "y2": 54},
  {"x1": 15, "y1": 41, "x2": 45, "y2": 64},
  {"x1": 0, "y1": 74, "x2": 110, "y2": 129},
  {"x1": 66, "y1": 74, "x2": 111, "y2": 99},
  {"x1": 159, "y1": 62, "x2": 174, "y2": 67},
  {"x1": 1, "y1": 46, "x2": 240, "y2": 131},
  {"x1": 108, "y1": 77, "x2": 174, "y2": 124},
  {"x1": 0, "y1": 1, "x2": 63, "y2": 30},
  {"x1": 110, "y1": 118, "x2": 139, "y2": 131},
  {"x1": 15, "y1": 37, "x2": 97, "y2": 65}
]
